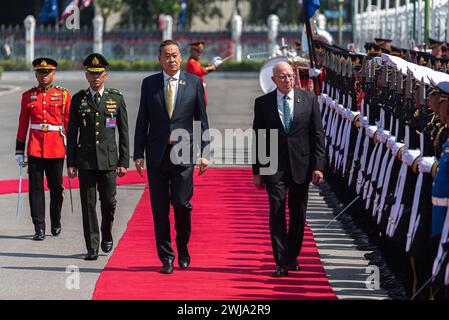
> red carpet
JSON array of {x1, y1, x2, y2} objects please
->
[{"x1": 92, "y1": 168, "x2": 336, "y2": 300}]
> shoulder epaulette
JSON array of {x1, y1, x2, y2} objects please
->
[
  {"x1": 107, "y1": 88, "x2": 123, "y2": 96},
  {"x1": 55, "y1": 85, "x2": 68, "y2": 92},
  {"x1": 23, "y1": 87, "x2": 37, "y2": 95}
]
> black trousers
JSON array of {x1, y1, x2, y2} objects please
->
[
  {"x1": 28, "y1": 156, "x2": 64, "y2": 232},
  {"x1": 265, "y1": 168, "x2": 309, "y2": 267},
  {"x1": 78, "y1": 169, "x2": 117, "y2": 251},
  {"x1": 147, "y1": 146, "x2": 194, "y2": 263}
]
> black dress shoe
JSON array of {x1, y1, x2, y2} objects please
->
[
  {"x1": 160, "y1": 260, "x2": 174, "y2": 274},
  {"x1": 101, "y1": 240, "x2": 113, "y2": 253},
  {"x1": 178, "y1": 256, "x2": 191, "y2": 270},
  {"x1": 287, "y1": 261, "x2": 301, "y2": 271},
  {"x1": 272, "y1": 266, "x2": 288, "y2": 277},
  {"x1": 84, "y1": 249, "x2": 99, "y2": 260},
  {"x1": 32, "y1": 230, "x2": 45, "y2": 241},
  {"x1": 51, "y1": 227, "x2": 61, "y2": 236}
]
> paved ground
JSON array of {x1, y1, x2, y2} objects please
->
[{"x1": 0, "y1": 71, "x2": 388, "y2": 300}]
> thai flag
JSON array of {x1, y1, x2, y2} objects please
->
[{"x1": 60, "y1": 0, "x2": 79, "y2": 22}]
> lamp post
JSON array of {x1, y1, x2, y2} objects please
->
[
  {"x1": 338, "y1": 0, "x2": 344, "y2": 45},
  {"x1": 24, "y1": 15, "x2": 36, "y2": 67},
  {"x1": 424, "y1": 0, "x2": 430, "y2": 43}
]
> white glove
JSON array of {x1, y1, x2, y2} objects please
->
[
  {"x1": 418, "y1": 156, "x2": 437, "y2": 173},
  {"x1": 377, "y1": 129, "x2": 387, "y2": 144},
  {"x1": 348, "y1": 111, "x2": 360, "y2": 122},
  {"x1": 325, "y1": 97, "x2": 333, "y2": 106},
  {"x1": 15, "y1": 154, "x2": 26, "y2": 165},
  {"x1": 308, "y1": 68, "x2": 322, "y2": 78},
  {"x1": 211, "y1": 56, "x2": 223, "y2": 68},
  {"x1": 336, "y1": 104, "x2": 345, "y2": 116},
  {"x1": 366, "y1": 125, "x2": 378, "y2": 138},
  {"x1": 386, "y1": 136, "x2": 397, "y2": 150},
  {"x1": 392, "y1": 142, "x2": 405, "y2": 157},
  {"x1": 402, "y1": 149, "x2": 421, "y2": 166},
  {"x1": 360, "y1": 117, "x2": 369, "y2": 128}
]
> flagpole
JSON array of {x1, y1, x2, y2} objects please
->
[{"x1": 303, "y1": 3, "x2": 321, "y2": 96}]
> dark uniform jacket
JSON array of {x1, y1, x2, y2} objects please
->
[{"x1": 67, "y1": 88, "x2": 129, "y2": 170}]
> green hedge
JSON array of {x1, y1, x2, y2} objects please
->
[{"x1": 0, "y1": 59, "x2": 264, "y2": 72}]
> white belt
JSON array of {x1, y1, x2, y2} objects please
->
[
  {"x1": 363, "y1": 141, "x2": 380, "y2": 201},
  {"x1": 406, "y1": 172, "x2": 423, "y2": 252},
  {"x1": 356, "y1": 135, "x2": 370, "y2": 194},
  {"x1": 341, "y1": 118, "x2": 352, "y2": 175},
  {"x1": 387, "y1": 163, "x2": 408, "y2": 237},
  {"x1": 372, "y1": 149, "x2": 391, "y2": 218},
  {"x1": 366, "y1": 143, "x2": 384, "y2": 209},
  {"x1": 377, "y1": 152, "x2": 396, "y2": 225},
  {"x1": 348, "y1": 128, "x2": 364, "y2": 186},
  {"x1": 30, "y1": 124, "x2": 63, "y2": 132}
]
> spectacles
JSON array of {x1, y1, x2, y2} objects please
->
[{"x1": 274, "y1": 74, "x2": 295, "y2": 81}]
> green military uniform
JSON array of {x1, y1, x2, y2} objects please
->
[{"x1": 66, "y1": 53, "x2": 129, "y2": 259}]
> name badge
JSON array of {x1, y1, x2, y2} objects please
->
[
  {"x1": 50, "y1": 96, "x2": 61, "y2": 101},
  {"x1": 106, "y1": 117, "x2": 117, "y2": 128}
]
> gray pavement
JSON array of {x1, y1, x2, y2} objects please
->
[{"x1": 0, "y1": 71, "x2": 388, "y2": 299}]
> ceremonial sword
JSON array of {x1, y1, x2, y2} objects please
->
[{"x1": 16, "y1": 159, "x2": 26, "y2": 217}]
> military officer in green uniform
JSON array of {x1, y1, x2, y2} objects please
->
[{"x1": 67, "y1": 53, "x2": 129, "y2": 260}]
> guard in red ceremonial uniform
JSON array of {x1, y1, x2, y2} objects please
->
[
  {"x1": 15, "y1": 57, "x2": 71, "y2": 240},
  {"x1": 185, "y1": 41, "x2": 223, "y2": 106}
]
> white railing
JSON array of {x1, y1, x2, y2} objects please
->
[{"x1": 353, "y1": 0, "x2": 449, "y2": 52}]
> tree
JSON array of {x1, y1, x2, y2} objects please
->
[
  {"x1": 120, "y1": 0, "x2": 224, "y2": 29},
  {"x1": 247, "y1": 0, "x2": 301, "y2": 25},
  {"x1": 95, "y1": 0, "x2": 124, "y2": 28}
]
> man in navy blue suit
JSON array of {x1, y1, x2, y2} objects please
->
[
  {"x1": 252, "y1": 61, "x2": 325, "y2": 277},
  {"x1": 134, "y1": 40, "x2": 210, "y2": 274}
]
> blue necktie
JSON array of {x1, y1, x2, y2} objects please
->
[{"x1": 283, "y1": 95, "x2": 292, "y2": 131}]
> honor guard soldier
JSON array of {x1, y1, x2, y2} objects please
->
[
  {"x1": 429, "y1": 38, "x2": 445, "y2": 58},
  {"x1": 15, "y1": 57, "x2": 71, "y2": 241},
  {"x1": 374, "y1": 37, "x2": 393, "y2": 53},
  {"x1": 66, "y1": 53, "x2": 129, "y2": 260},
  {"x1": 185, "y1": 41, "x2": 223, "y2": 106}
]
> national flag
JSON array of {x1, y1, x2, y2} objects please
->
[
  {"x1": 303, "y1": 0, "x2": 320, "y2": 19},
  {"x1": 60, "y1": 0, "x2": 79, "y2": 22},
  {"x1": 37, "y1": 0, "x2": 59, "y2": 24}
]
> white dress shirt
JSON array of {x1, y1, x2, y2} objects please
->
[
  {"x1": 89, "y1": 86, "x2": 105, "y2": 99},
  {"x1": 163, "y1": 70, "x2": 180, "y2": 108},
  {"x1": 276, "y1": 89, "x2": 294, "y2": 126}
]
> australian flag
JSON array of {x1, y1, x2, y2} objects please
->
[
  {"x1": 303, "y1": 0, "x2": 320, "y2": 19},
  {"x1": 37, "y1": 0, "x2": 59, "y2": 24}
]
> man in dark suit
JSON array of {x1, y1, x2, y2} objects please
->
[
  {"x1": 134, "y1": 40, "x2": 210, "y2": 274},
  {"x1": 252, "y1": 61, "x2": 326, "y2": 277},
  {"x1": 67, "y1": 53, "x2": 129, "y2": 260}
]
